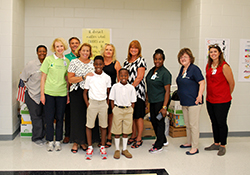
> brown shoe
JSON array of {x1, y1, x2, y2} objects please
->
[
  {"x1": 122, "y1": 150, "x2": 132, "y2": 159},
  {"x1": 217, "y1": 146, "x2": 226, "y2": 156},
  {"x1": 63, "y1": 137, "x2": 70, "y2": 144},
  {"x1": 204, "y1": 143, "x2": 220, "y2": 151},
  {"x1": 113, "y1": 150, "x2": 120, "y2": 159}
]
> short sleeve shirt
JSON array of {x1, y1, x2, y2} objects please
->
[
  {"x1": 68, "y1": 59, "x2": 94, "y2": 92},
  {"x1": 146, "y1": 66, "x2": 172, "y2": 103},
  {"x1": 176, "y1": 64, "x2": 204, "y2": 106},
  {"x1": 123, "y1": 57, "x2": 147, "y2": 101},
  {"x1": 84, "y1": 72, "x2": 111, "y2": 101},
  {"x1": 40, "y1": 54, "x2": 70, "y2": 97},
  {"x1": 109, "y1": 82, "x2": 137, "y2": 106},
  {"x1": 20, "y1": 59, "x2": 42, "y2": 104}
]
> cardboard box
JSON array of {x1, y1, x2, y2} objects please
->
[
  {"x1": 21, "y1": 114, "x2": 32, "y2": 124},
  {"x1": 169, "y1": 126, "x2": 186, "y2": 138},
  {"x1": 20, "y1": 104, "x2": 29, "y2": 115},
  {"x1": 20, "y1": 124, "x2": 32, "y2": 137},
  {"x1": 169, "y1": 113, "x2": 185, "y2": 127},
  {"x1": 142, "y1": 119, "x2": 155, "y2": 138},
  {"x1": 167, "y1": 100, "x2": 183, "y2": 114}
]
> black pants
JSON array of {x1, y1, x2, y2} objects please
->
[
  {"x1": 25, "y1": 91, "x2": 45, "y2": 142},
  {"x1": 64, "y1": 103, "x2": 70, "y2": 137},
  {"x1": 44, "y1": 94, "x2": 67, "y2": 141},
  {"x1": 206, "y1": 101, "x2": 231, "y2": 145},
  {"x1": 150, "y1": 102, "x2": 167, "y2": 149}
]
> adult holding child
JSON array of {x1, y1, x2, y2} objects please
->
[
  {"x1": 123, "y1": 40, "x2": 147, "y2": 149},
  {"x1": 146, "y1": 48, "x2": 171, "y2": 153},
  {"x1": 40, "y1": 38, "x2": 70, "y2": 152},
  {"x1": 101, "y1": 44, "x2": 121, "y2": 148},
  {"x1": 204, "y1": 44, "x2": 235, "y2": 156},
  {"x1": 68, "y1": 43, "x2": 94, "y2": 153},
  {"x1": 176, "y1": 48, "x2": 205, "y2": 155}
]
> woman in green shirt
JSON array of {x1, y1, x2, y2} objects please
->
[
  {"x1": 40, "y1": 38, "x2": 70, "y2": 152},
  {"x1": 146, "y1": 49, "x2": 172, "y2": 153}
]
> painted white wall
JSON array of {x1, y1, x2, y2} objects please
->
[
  {"x1": 0, "y1": 0, "x2": 24, "y2": 137},
  {"x1": 0, "y1": 0, "x2": 13, "y2": 135},
  {"x1": 24, "y1": 0, "x2": 182, "y2": 82}
]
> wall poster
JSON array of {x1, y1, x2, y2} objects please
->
[
  {"x1": 238, "y1": 39, "x2": 250, "y2": 82},
  {"x1": 82, "y1": 28, "x2": 112, "y2": 59}
]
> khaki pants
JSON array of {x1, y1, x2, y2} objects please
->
[{"x1": 182, "y1": 104, "x2": 202, "y2": 149}]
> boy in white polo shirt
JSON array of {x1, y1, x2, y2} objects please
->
[
  {"x1": 109, "y1": 68, "x2": 137, "y2": 159},
  {"x1": 83, "y1": 55, "x2": 111, "y2": 160}
]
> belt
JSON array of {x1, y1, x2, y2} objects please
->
[{"x1": 115, "y1": 105, "x2": 130, "y2": 109}]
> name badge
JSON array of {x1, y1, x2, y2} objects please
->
[
  {"x1": 151, "y1": 72, "x2": 158, "y2": 80},
  {"x1": 212, "y1": 69, "x2": 217, "y2": 75}
]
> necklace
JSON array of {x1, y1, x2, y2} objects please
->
[{"x1": 211, "y1": 63, "x2": 218, "y2": 70}]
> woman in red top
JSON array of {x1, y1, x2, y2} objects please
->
[{"x1": 205, "y1": 44, "x2": 235, "y2": 156}]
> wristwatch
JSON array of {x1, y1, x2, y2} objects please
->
[
  {"x1": 162, "y1": 106, "x2": 167, "y2": 110},
  {"x1": 82, "y1": 75, "x2": 85, "y2": 80}
]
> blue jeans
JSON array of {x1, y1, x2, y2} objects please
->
[{"x1": 44, "y1": 94, "x2": 67, "y2": 141}]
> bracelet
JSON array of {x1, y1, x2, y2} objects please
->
[
  {"x1": 82, "y1": 75, "x2": 85, "y2": 80},
  {"x1": 162, "y1": 106, "x2": 167, "y2": 110}
]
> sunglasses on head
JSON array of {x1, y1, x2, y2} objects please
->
[{"x1": 209, "y1": 44, "x2": 220, "y2": 48}]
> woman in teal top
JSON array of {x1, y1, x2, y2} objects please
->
[
  {"x1": 146, "y1": 49, "x2": 172, "y2": 153},
  {"x1": 40, "y1": 38, "x2": 70, "y2": 152}
]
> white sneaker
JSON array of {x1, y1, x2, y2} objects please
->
[
  {"x1": 163, "y1": 141, "x2": 169, "y2": 147},
  {"x1": 86, "y1": 147, "x2": 93, "y2": 160},
  {"x1": 100, "y1": 146, "x2": 107, "y2": 159},
  {"x1": 47, "y1": 141, "x2": 54, "y2": 152},
  {"x1": 55, "y1": 141, "x2": 62, "y2": 151}
]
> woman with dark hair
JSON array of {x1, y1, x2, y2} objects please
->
[
  {"x1": 20, "y1": 45, "x2": 47, "y2": 145},
  {"x1": 100, "y1": 44, "x2": 121, "y2": 148},
  {"x1": 146, "y1": 48, "x2": 171, "y2": 153},
  {"x1": 123, "y1": 40, "x2": 147, "y2": 148},
  {"x1": 176, "y1": 48, "x2": 205, "y2": 155},
  {"x1": 68, "y1": 43, "x2": 94, "y2": 153},
  {"x1": 205, "y1": 44, "x2": 235, "y2": 156}
]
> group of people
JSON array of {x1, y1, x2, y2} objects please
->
[{"x1": 20, "y1": 37, "x2": 234, "y2": 160}]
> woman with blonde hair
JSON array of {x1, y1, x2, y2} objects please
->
[
  {"x1": 68, "y1": 43, "x2": 95, "y2": 153},
  {"x1": 123, "y1": 40, "x2": 147, "y2": 148},
  {"x1": 100, "y1": 44, "x2": 121, "y2": 148},
  {"x1": 40, "y1": 38, "x2": 70, "y2": 152}
]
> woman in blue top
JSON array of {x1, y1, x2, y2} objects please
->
[
  {"x1": 146, "y1": 49, "x2": 171, "y2": 153},
  {"x1": 176, "y1": 48, "x2": 205, "y2": 155}
]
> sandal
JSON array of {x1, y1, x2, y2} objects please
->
[
  {"x1": 105, "y1": 139, "x2": 112, "y2": 148},
  {"x1": 71, "y1": 143, "x2": 78, "y2": 153},
  {"x1": 131, "y1": 140, "x2": 143, "y2": 148},
  {"x1": 127, "y1": 137, "x2": 136, "y2": 145},
  {"x1": 80, "y1": 144, "x2": 88, "y2": 151},
  {"x1": 71, "y1": 148, "x2": 78, "y2": 153}
]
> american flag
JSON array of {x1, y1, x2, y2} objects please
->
[{"x1": 17, "y1": 79, "x2": 26, "y2": 102}]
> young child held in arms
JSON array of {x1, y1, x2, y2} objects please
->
[
  {"x1": 83, "y1": 55, "x2": 111, "y2": 160},
  {"x1": 109, "y1": 68, "x2": 137, "y2": 159}
]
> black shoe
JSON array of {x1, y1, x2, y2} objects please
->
[
  {"x1": 186, "y1": 149, "x2": 199, "y2": 155},
  {"x1": 180, "y1": 144, "x2": 191, "y2": 148}
]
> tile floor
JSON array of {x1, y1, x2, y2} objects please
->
[{"x1": 0, "y1": 135, "x2": 249, "y2": 175}]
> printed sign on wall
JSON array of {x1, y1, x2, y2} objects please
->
[
  {"x1": 238, "y1": 39, "x2": 250, "y2": 82},
  {"x1": 82, "y1": 28, "x2": 112, "y2": 59}
]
